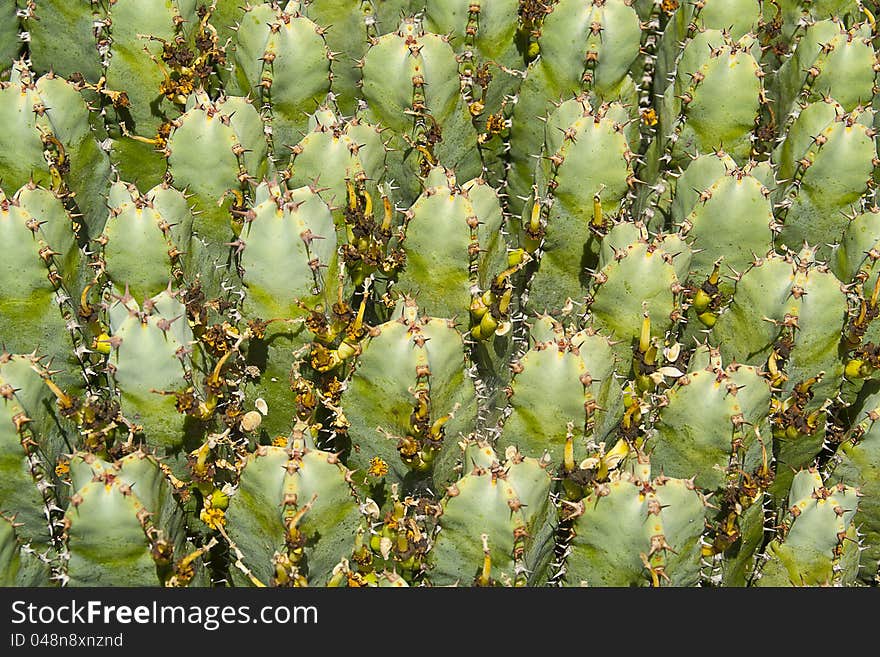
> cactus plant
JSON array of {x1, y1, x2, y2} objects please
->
[
  {"x1": 62, "y1": 450, "x2": 198, "y2": 586},
  {"x1": 428, "y1": 442, "x2": 555, "y2": 586},
  {"x1": 1, "y1": 0, "x2": 879, "y2": 589},
  {"x1": 561, "y1": 456, "x2": 708, "y2": 587},
  {"x1": 223, "y1": 439, "x2": 363, "y2": 586}
]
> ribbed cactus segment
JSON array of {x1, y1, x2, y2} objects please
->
[
  {"x1": 286, "y1": 107, "x2": 388, "y2": 232},
  {"x1": 713, "y1": 249, "x2": 847, "y2": 411},
  {"x1": 0, "y1": 185, "x2": 83, "y2": 390},
  {"x1": 430, "y1": 0, "x2": 521, "y2": 185},
  {"x1": 773, "y1": 101, "x2": 876, "y2": 256},
  {"x1": 710, "y1": 247, "x2": 845, "y2": 504},
  {"x1": 668, "y1": 151, "x2": 735, "y2": 222},
  {"x1": 341, "y1": 304, "x2": 478, "y2": 493},
  {"x1": 0, "y1": 65, "x2": 59, "y2": 195},
  {"x1": 241, "y1": 182, "x2": 337, "y2": 320},
  {"x1": 239, "y1": 182, "x2": 337, "y2": 436},
  {"x1": 0, "y1": 2, "x2": 21, "y2": 74},
  {"x1": 302, "y1": 0, "x2": 412, "y2": 115},
  {"x1": 653, "y1": 148, "x2": 771, "y2": 238},
  {"x1": 375, "y1": 571, "x2": 409, "y2": 587},
  {"x1": 0, "y1": 513, "x2": 53, "y2": 586},
  {"x1": 755, "y1": 468, "x2": 860, "y2": 586},
  {"x1": 0, "y1": 64, "x2": 111, "y2": 234},
  {"x1": 564, "y1": 467, "x2": 707, "y2": 587},
  {"x1": 100, "y1": 181, "x2": 193, "y2": 301},
  {"x1": 830, "y1": 395, "x2": 880, "y2": 583},
  {"x1": 655, "y1": 31, "x2": 763, "y2": 169},
  {"x1": 651, "y1": 361, "x2": 771, "y2": 492},
  {"x1": 588, "y1": 228, "x2": 690, "y2": 349},
  {"x1": 0, "y1": 354, "x2": 67, "y2": 552},
  {"x1": 507, "y1": 0, "x2": 641, "y2": 213},
  {"x1": 832, "y1": 207, "x2": 880, "y2": 285},
  {"x1": 107, "y1": 290, "x2": 193, "y2": 454},
  {"x1": 396, "y1": 166, "x2": 507, "y2": 322},
  {"x1": 497, "y1": 327, "x2": 623, "y2": 466},
  {"x1": 531, "y1": 0, "x2": 641, "y2": 100},
  {"x1": 63, "y1": 451, "x2": 189, "y2": 586},
  {"x1": 166, "y1": 94, "x2": 268, "y2": 253},
  {"x1": 655, "y1": 346, "x2": 772, "y2": 587},
  {"x1": 370, "y1": 0, "x2": 414, "y2": 28},
  {"x1": 286, "y1": 107, "x2": 400, "y2": 294},
  {"x1": 422, "y1": 0, "x2": 521, "y2": 76},
  {"x1": 223, "y1": 442, "x2": 362, "y2": 586},
  {"x1": 794, "y1": 0, "x2": 862, "y2": 17},
  {"x1": 762, "y1": 0, "x2": 866, "y2": 51},
  {"x1": 422, "y1": 0, "x2": 522, "y2": 129},
  {"x1": 653, "y1": 0, "x2": 761, "y2": 100},
  {"x1": 524, "y1": 98, "x2": 635, "y2": 312},
  {"x1": 105, "y1": 0, "x2": 199, "y2": 138},
  {"x1": 22, "y1": 0, "x2": 102, "y2": 82},
  {"x1": 832, "y1": 208, "x2": 880, "y2": 390},
  {"x1": 428, "y1": 444, "x2": 555, "y2": 586},
  {"x1": 228, "y1": 2, "x2": 331, "y2": 152},
  {"x1": 298, "y1": 1, "x2": 371, "y2": 115},
  {"x1": 673, "y1": 157, "x2": 774, "y2": 290},
  {"x1": 772, "y1": 19, "x2": 876, "y2": 121},
  {"x1": 361, "y1": 17, "x2": 481, "y2": 202}
]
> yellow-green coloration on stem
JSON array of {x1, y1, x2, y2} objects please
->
[
  {"x1": 223, "y1": 441, "x2": 363, "y2": 587},
  {"x1": 588, "y1": 228, "x2": 691, "y2": 355},
  {"x1": 428, "y1": 443, "x2": 556, "y2": 586},
  {"x1": 772, "y1": 101, "x2": 876, "y2": 258},
  {"x1": 285, "y1": 106, "x2": 388, "y2": 242},
  {"x1": 106, "y1": 289, "x2": 195, "y2": 459},
  {"x1": 397, "y1": 166, "x2": 507, "y2": 322},
  {"x1": 654, "y1": 30, "x2": 764, "y2": 173},
  {"x1": 226, "y1": 2, "x2": 332, "y2": 152},
  {"x1": 564, "y1": 463, "x2": 708, "y2": 587},
  {"x1": 0, "y1": 354, "x2": 69, "y2": 552},
  {"x1": 0, "y1": 2, "x2": 20, "y2": 75},
  {"x1": 0, "y1": 513, "x2": 53, "y2": 586},
  {"x1": 105, "y1": 0, "x2": 196, "y2": 124},
  {"x1": 524, "y1": 98, "x2": 635, "y2": 313},
  {"x1": 239, "y1": 181, "x2": 338, "y2": 438},
  {"x1": 651, "y1": 360, "x2": 771, "y2": 492},
  {"x1": 497, "y1": 322, "x2": 624, "y2": 467},
  {"x1": 771, "y1": 19, "x2": 876, "y2": 121},
  {"x1": 341, "y1": 302, "x2": 478, "y2": 495},
  {"x1": 64, "y1": 451, "x2": 192, "y2": 586},
  {"x1": 0, "y1": 63, "x2": 111, "y2": 236},
  {"x1": 713, "y1": 248, "x2": 848, "y2": 411},
  {"x1": 0, "y1": 185, "x2": 83, "y2": 390},
  {"x1": 361, "y1": 17, "x2": 482, "y2": 203},
  {"x1": 100, "y1": 181, "x2": 194, "y2": 301},
  {"x1": 1, "y1": 0, "x2": 879, "y2": 589},
  {"x1": 166, "y1": 93, "x2": 268, "y2": 256},
  {"x1": 653, "y1": 0, "x2": 762, "y2": 102},
  {"x1": 672, "y1": 158, "x2": 774, "y2": 292},
  {"x1": 755, "y1": 468, "x2": 860, "y2": 586},
  {"x1": 507, "y1": 0, "x2": 642, "y2": 216}
]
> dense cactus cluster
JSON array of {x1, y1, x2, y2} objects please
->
[{"x1": 1, "y1": 0, "x2": 879, "y2": 587}]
